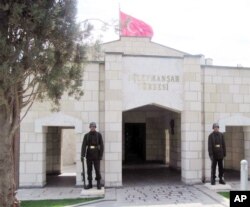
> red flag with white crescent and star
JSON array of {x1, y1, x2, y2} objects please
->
[{"x1": 120, "y1": 11, "x2": 154, "y2": 38}]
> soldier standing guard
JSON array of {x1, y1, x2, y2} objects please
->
[
  {"x1": 81, "y1": 122, "x2": 104, "y2": 190},
  {"x1": 208, "y1": 123, "x2": 226, "y2": 185}
]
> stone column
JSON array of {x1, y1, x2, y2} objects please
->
[
  {"x1": 243, "y1": 126, "x2": 250, "y2": 177},
  {"x1": 19, "y1": 129, "x2": 46, "y2": 187},
  {"x1": 36, "y1": 131, "x2": 47, "y2": 186},
  {"x1": 181, "y1": 55, "x2": 203, "y2": 184},
  {"x1": 76, "y1": 133, "x2": 84, "y2": 186},
  {"x1": 104, "y1": 53, "x2": 123, "y2": 187}
]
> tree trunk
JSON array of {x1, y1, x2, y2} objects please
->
[
  {"x1": 14, "y1": 129, "x2": 20, "y2": 190},
  {"x1": 0, "y1": 125, "x2": 19, "y2": 207}
]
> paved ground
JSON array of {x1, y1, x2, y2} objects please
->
[{"x1": 17, "y1": 166, "x2": 249, "y2": 207}]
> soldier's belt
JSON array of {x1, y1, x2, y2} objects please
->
[
  {"x1": 89, "y1": 145, "x2": 98, "y2": 149},
  {"x1": 215, "y1": 144, "x2": 220, "y2": 147}
]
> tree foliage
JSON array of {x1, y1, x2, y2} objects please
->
[
  {"x1": 0, "y1": 0, "x2": 91, "y2": 206},
  {"x1": 0, "y1": 0, "x2": 91, "y2": 134}
]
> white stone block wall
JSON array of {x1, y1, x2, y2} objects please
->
[
  {"x1": 104, "y1": 53, "x2": 123, "y2": 187},
  {"x1": 76, "y1": 133, "x2": 83, "y2": 186},
  {"x1": 203, "y1": 66, "x2": 250, "y2": 180},
  {"x1": 76, "y1": 63, "x2": 101, "y2": 186},
  {"x1": 20, "y1": 132, "x2": 46, "y2": 187},
  {"x1": 181, "y1": 55, "x2": 203, "y2": 184},
  {"x1": 20, "y1": 63, "x2": 101, "y2": 187},
  {"x1": 99, "y1": 63, "x2": 105, "y2": 184},
  {"x1": 20, "y1": 36, "x2": 250, "y2": 188},
  {"x1": 101, "y1": 37, "x2": 185, "y2": 59},
  {"x1": 61, "y1": 129, "x2": 76, "y2": 166}
]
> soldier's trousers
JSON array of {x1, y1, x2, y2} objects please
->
[
  {"x1": 211, "y1": 158, "x2": 224, "y2": 180},
  {"x1": 87, "y1": 159, "x2": 101, "y2": 181}
]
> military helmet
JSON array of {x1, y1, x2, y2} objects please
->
[
  {"x1": 89, "y1": 122, "x2": 97, "y2": 128},
  {"x1": 212, "y1": 123, "x2": 219, "y2": 129}
]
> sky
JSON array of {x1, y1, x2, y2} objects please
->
[{"x1": 77, "y1": 0, "x2": 250, "y2": 67}]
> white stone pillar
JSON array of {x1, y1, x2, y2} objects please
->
[
  {"x1": 181, "y1": 55, "x2": 203, "y2": 184},
  {"x1": 104, "y1": 53, "x2": 123, "y2": 187},
  {"x1": 76, "y1": 133, "x2": 84, "y2": 186},
  {"x1": 80, "y1": 63, "x2": 102, "y2": 186},
  {"x1": 243, "y1": 126, "x2": 250, "y2": 177},
  {"x1": 240, "y1": 160, "x2": 248, "y2": 190},
  {"x1": 36, "y1": 131, "x2": 47, "y2": 187},
  {"x1": 20, "y1": 129, "x2": 46, "y2": 187}
]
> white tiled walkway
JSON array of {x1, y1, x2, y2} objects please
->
[{"x1": 17, "y1": 166, "x2": 249, "y2": 207}]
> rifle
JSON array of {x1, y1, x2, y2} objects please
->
[{"x1": 81, "y1": 157, "x2": 86, "y2": 189}]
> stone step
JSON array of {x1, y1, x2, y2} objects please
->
[{"x1": 80, "y1": 187, "x2": 105, "y2": 197}]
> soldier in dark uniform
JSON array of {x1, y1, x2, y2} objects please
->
[
  {"x1": 208, "y1": 123, "x2": 226, "y2": 185},
  {"x1": 81, "y1": 122, "x2": 104, "y2": 190}
]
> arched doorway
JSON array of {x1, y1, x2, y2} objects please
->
[
  {"x1": 217, "y1": 115, "x2": 250, "y2": 179},
  {"x1": 122, "y1": 104, "x2": 181, "y2": 185},
  {"x1": 19, "y1": 112, "x2": 83, "y2": 187}
]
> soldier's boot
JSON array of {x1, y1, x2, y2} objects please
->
[
  {"x1": 84, "y1": 180, "x2": 92, "y2": 189},
  {"x1": 219, "y1": 178, "x2": 226, "y2": 185},
  {"x1": 97, "y1": 180, "x2": 101, "y2": 190},
  {"x1": 211, "y1": 175, "x2": 216, "y2": 185}
]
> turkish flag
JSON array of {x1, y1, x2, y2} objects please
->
[{"x1": 120, "y1": 11, "x2": 154, "y2": 37}]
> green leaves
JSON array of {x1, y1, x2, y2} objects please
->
[{"x1": 0, "y1": 0, "x2": 90, "y2": 111}]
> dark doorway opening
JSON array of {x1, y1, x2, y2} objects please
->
[
  {"x1": 46, "y1": 127, "x2": 76, "y2": 187},
  {"x1": 125, "y1": 123, "x2": 146, "y2": 164}
]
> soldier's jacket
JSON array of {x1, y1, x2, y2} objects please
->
[
  {"x1": 81, "y1": 131, "x2": 104, "y2": 160},
  {"x1": 208, "y1": 132, "x2": 226, "y2": 160}
]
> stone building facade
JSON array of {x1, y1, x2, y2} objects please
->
[{"x1": 19, "y1": 37, "x2": 250, "y2": 187}]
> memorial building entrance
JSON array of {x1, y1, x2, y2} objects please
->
[{"x1": 122, "y1": 104, "x2": 182, "y2": 184}]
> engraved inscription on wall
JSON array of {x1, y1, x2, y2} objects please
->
[{"x1": 128, "y1": 73, "x2": 180, "y2": 90}]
